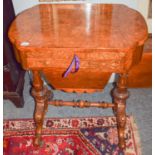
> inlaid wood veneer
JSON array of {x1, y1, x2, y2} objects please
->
[{"x1": 8, "y1": 4, "x2": 148, "y2": 149}]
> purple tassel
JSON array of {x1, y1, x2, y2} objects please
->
[{"x1": 62, "y1": 55, "x2": 80, "y2": 78}]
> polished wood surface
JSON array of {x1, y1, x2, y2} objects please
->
[
  {"x1": 8, "y1": 4, "x2": 147, "y2": 92},
  {"x1": 31, "y1": 71, "x2": 51, "y2": 146},
  {"x1": 42, "y1": 69, "x2": 111, "y2": 92},
  {"x1": 49, "y1": 100, "x2": 114, "y2": 108},
  {"x1": 8, "y1": 4, "x2": 148, "y2": 149},
  {"x1": 112, "y1": 74, "x2": 129, "y2": 148},
  {"x1": 9, "y1": 4, "x2": 147, "y2": 50},
  {"x1": 128, "y1": 36, "x2": 152, "y2": 88}
]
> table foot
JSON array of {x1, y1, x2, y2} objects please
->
[{"x1": 33, "y1": 134, "x2": 42, "y2": 147}]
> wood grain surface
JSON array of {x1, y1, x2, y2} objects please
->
[
  {"x1": 8, "y1": 4, "x2": 148, "y2": 91},
  {"x1": 8, "y1": 4, "x2": 148, "y2": 149}
]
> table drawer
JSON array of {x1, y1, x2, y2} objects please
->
[{"x1": 25, "y1": 49, "x2": 126, "y2": 72}]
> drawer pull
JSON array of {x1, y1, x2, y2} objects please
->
[{"x1": 62, "y1": 55, "x2": 80, "y2": 78}]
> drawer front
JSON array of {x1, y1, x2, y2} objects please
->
[{"x1": 25, "y1": 48, "x2": 126, "y2": 72}]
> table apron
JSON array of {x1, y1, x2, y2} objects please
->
[{"x1": 21, "y1": 50, "x2": 129, "y2": 72}]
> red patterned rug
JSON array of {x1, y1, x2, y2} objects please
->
[{"x1": 4, "y1": 116, "x2": 141, "y2": 155}]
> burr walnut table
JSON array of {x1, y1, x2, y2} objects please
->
[{"x1": 8, "y1": 4, "x2": 147, "y2": 149}]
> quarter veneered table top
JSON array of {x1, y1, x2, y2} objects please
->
[{"x1": 9, "y1": 4, "x2": 147, "y2": 51}]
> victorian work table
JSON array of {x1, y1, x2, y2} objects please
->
[{"x1": 8, "y1": 4, "x2": 147, "y2": 149}]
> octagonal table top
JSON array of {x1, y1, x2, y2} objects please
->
[{"x1": 9, "y1": 4, "x2": 148, "y2": 52}]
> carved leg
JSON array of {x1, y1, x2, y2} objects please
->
[
  {"x1": 31, "y1": 70, "x2": 52, "y2": 146},
  {"x1": 112, "y1": 73, "x2": 129, "y2": 149},
  {"x1": 44, "y1": 87, "x2": 53, "y2": 113}
]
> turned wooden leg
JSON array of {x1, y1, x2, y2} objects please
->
[
  {"x1": 112, "y1": 73, "x2": 129, "y2": 149},
  {"x1": 44, "y1": 87, "x2": 53, "y2": 113},
  {"x1": 31, "y1": 70, "x2": 52, "y2": 146}
]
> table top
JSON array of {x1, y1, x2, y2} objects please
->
[{"x1": 9, "y1": 4, "x2": 147, "y2": 51}]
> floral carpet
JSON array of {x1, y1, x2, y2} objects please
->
[{"x1": 3, "y1": 116, "x2": 141, "y2": 155}]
